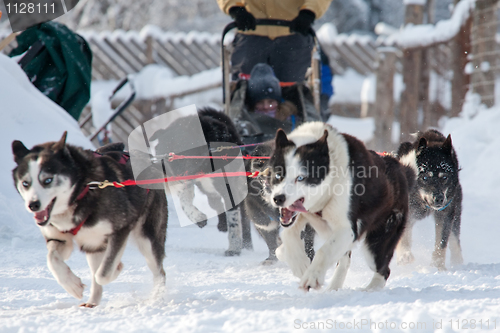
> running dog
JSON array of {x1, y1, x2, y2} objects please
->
[
  {"x1": 149, "y1": 108, "x2": 252, "y2": 256},
  {"x1": 245, "y1": 141, "x2": 315, "y2": 264},
  {"x1": 268, "y1": 122, "x2": 415, "y2": 291},
  {"x1": 12, "y1": 133, "x2": 168, "y2": 307},
  {"x1": 396, "y1": 130, "x2": 463, "y2": 270}
]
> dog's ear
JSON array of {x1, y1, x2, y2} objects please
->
[
  {"x1": 317, "y1": 129, "x2": 329, "y2": 145},
  {"x1": 417, "y1": 137, "x2": 427, "y2": 151},
  {"x1": 12, "y1": 140, "x2": 30, "y2": 165},
  {"x1": 275, "y1": 129, "x2": 291, "y2": 148},
  {"x1": 442, "y1": 134, "x2": 452, "y2": 155},
  {"x1": 52, "y1": 131, "x2": 68, "y2": 152}
]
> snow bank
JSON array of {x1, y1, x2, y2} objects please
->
[
  {"x1": 0, "y1": 53, "x2": 93, "y2": 240},
  {"x1": 386, "y1": 0, "x2": 475, "y2": 49}
]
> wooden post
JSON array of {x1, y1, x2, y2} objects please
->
[
  {"x1": 400, "y1": 3, "x2": 424, "y2": 141},
  {"x1": 471, "y1": 0, "x2": 498, "y2": 108},
  {"x1": 145, "y1": 36, "x2": 154, "y2": 65},
  {"x1": 450, "y1": 10, "x2": 472, "y2": 117},
  {"x1": 373, "y1": 47, "x2": 397, "y2": 151},
  {"x1": 421, "y1": 0, "x2": 434, "y2": 130},
  {"x1": 421, "y1": 46, "x2": 432, "y2": 130},
  {"x1": 223, "y1": 47, "x2": 231, "y2": 115}
]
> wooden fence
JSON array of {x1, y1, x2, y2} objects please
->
[{"x1": 1, "y1": 27, "x2": 383, "y2": 79}]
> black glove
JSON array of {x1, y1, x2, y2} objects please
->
[
  {"x1": 289, "y1": 9, "x2": 316, "y2": 36},
  {"x1": 229, "y1": 6, "x2": 256, "y2": 31}
]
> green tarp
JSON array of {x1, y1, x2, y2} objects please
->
[{"x1": 9, "y1": 22, "x2": 92, "y2": 120}]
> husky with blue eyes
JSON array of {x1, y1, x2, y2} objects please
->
[
  {"x1": 396, "y1": 129, "x2": 463, "y2": 270},
  {"x1": 267, "y1": 122, "x2": 416, "y2": 291},
  {"x1": 11, "y1": 132, "x2": 168, "y2": 307}
]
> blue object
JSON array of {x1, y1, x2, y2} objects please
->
[{"x1": 321, "y1": 63, "x2": 334, "y2": 97}]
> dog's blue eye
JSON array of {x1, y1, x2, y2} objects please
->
[
  {"x1": 44, "y1": 178, "x2": 53, "y2": 185},
  {"x1": 297, "y1": 175, "x2": 305, "y2": 182},
  {"x1": 275, "y1": 173, "x2": 281, "y2": 180},
  {"x1": 422, "y1": 176, "x2": 428, "y2": 181},
  {"x1": 22, "y1": 181, "x2": 29, "y2": 188},
  {"x1": 442, "y1": 176, "x2": 447, "y2": 180}
]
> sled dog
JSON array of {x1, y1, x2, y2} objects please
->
[
  {"x1": 396, "y1": 130, "x2": 463, "y2": 270},
  {"x1": 268, "y1": 122, "x2": 415, "y2": 291},
  {"x1": 12, "y1": 133, "x2": 168, "y2": 307},
  {"x1": 149, "y1": 108, "x2": 252, "y2": 256},
  {"x1": 245, "y1": 141, "x2": 315, "y2": 264}
]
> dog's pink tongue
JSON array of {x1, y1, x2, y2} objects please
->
[
  {"x1": 34, "y1": 208, "x2": 49, "y2": 223},
  {"x1": 289, "y1": 199, "x2": 307, "y2": 213}
]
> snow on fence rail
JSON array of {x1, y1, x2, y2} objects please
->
[{"x1": 1, "y1": 26, "x2": 383, "y2": 79}]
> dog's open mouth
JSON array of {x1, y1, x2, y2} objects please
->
[
  {"x1": 34, "y1": 198, "x2": 56, "y2": 226},
  {"x1": 279, "y1": 198, "x2": 307, "y2": 227}
]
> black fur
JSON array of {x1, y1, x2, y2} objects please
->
[
  {"x1": 149, "y1": 107, "x2": 253, "y2": 253},
  {"x1": 397, "y1": 129, "x2": 463, "y2": 269}
]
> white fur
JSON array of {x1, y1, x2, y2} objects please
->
[
  {"x1": 276, "y1": 215, "x2": 311, "y2": 278},
  {"x1": 399, "y1": 149, "x2": 418, "y2": 177},
  {"x1": 328, "y1": 252, "x2": 351, "y2": 291}
]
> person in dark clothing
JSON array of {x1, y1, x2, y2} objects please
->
[{"x1": 217, "y1": 0, "x2": 332, "y2": 83}]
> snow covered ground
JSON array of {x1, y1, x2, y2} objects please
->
[{"x1": 2, "y1": 52, "x2": 500, "y2": 332}]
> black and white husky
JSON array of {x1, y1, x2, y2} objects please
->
[
  {"x1": 396, "y1": 130, "x2": 463, "y2": 270},
  {"x1": 268, "y1": 122, "x2": 415, "y2": 291},
  {"x1": 12, "y1": 133, "x2": 168, "y2": 307},
  {"x1": 245, "y1": 141, "x2": 315, "y2": 264}
]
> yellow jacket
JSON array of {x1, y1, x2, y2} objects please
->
[{"x1": 217, "y1": 0, "x2": 332, "y2": 39}]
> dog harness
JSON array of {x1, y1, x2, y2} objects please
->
[{"x1": 63, "y1": 151, "x2": 131, "y2": 236}]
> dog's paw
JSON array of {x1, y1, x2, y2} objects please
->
[
  {"x1": 196, "y1": 220, "x2": 208, "y2": 228},
  {"x1": 59, "y1": 271, "x2": 85, "y2": 299},
  {"x1": 299, "y1": 268, "x2": 325, "y2": 291},
  {"x1": 397, "y1": 251, "x2": 415, "y2": 265},
  {"x1": 79, "y1": 303, "x2": 97, "y2": 308},
  {"x1": 261, "y1": 256, "x2": 278, "y2": 266},
  {"x1": 224, "y1": 250, "x2": 241, "y2": 257}
]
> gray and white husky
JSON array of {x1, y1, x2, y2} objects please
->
[
  {"x1": 267, "y1": 122, "x2": 416, "y2": 291},
  {"x1": 12, "y1": 132, "x2": 168, "y2": 307}
]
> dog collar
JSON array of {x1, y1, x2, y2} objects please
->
[
  {"x1": 427, "y1": 199, "x2": 453, "y2": 212},
  {"x1": 63, "y1": 218, "x2": 87, "y2": 236}
]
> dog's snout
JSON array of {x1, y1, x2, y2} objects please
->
[
  {"x1": 434, "y1": 193, "x2": 444, "y2": 205},
  {"x1": 274, "y1": 194, "x2": 286, "y2": 206},
  {"x1": 28, "y1": 200, "x2": 41, "y2": 212}
]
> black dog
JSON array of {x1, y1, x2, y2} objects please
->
[
  {"x1": 397, "y1": 129, "x2": 463, "y2": 270},
  {"x1": 148, "y1": 107, "x2": 252, "y2": 256}
]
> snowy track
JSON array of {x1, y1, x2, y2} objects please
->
[{"x1": 2, "y1": 206, "x2": 500, "y2": 333}]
